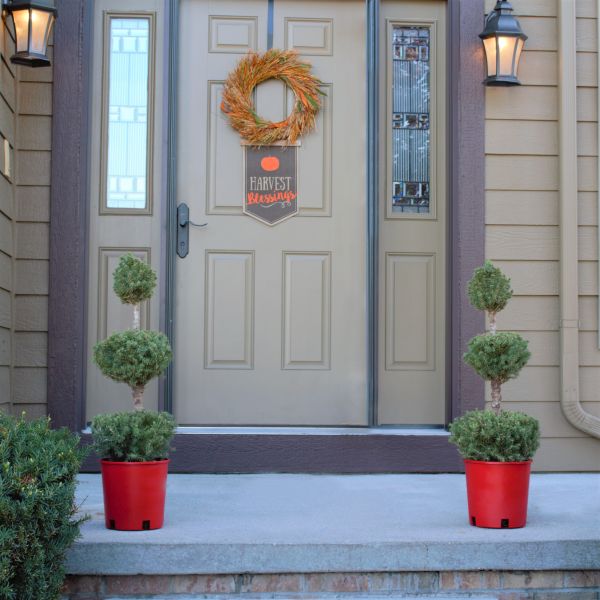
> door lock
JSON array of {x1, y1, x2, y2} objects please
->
[{"x1": 176, "y1": 203, "x2": 207, "y2": 258}]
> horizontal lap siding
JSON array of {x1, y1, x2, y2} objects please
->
[
  {"x1": 13, "y1": 48, "x2": 53, "y2": 417},
  {"x1": 485, "y1": 1, "x2": 600, "y2": 470},
  {"x1": 0, "y1": 21, "x2": 15, "y2": 412}
]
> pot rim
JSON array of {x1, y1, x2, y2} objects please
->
[
  {"x1": 464, "y1": 459, "x2": 532, "y2": 466},
  {"x1": 100, "y1": 458, "x2": 170, "y2": 466}
]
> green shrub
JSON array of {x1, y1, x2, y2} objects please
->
[
  {"x1": 464, "y1": 331, "x2": 530, "y2": 385},
  {"x1": 93, "y1": 329, "x2": 172, "y2": 389},
  {"x1": 113, "y1": 253, "x2": 156, "y2": 305},
  {"x1": 449, "y1": 410, "x2": 540, "y2": 462},
  {"x1": 91, "y1": 411, "x2": 176, "y2": 462},
  {"x1": 0, "y1": 414, "x2": 88, "y2": 600},
  {"x1": 450, "y1": 262, "x2": 539, "y2": 463},
  {"x1": 467, "y1": 260, "x2": 512, "y2": 316}
]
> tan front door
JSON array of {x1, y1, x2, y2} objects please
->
[{"x1": 174, "y1": 0, "x2": 368, "y2": 425}]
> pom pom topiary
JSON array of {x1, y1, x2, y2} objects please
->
[
  {"x1": 464, "y1": 331, "x2": 530, "y2": 413},
  {"x1": 449, "y1": 409, "x2": 540, "y2": 462},
  {"x1": 467, "y1": 260, "x2": 512, "y2": 332},
  {"x1": 93, "y1": 329, "x2": 172, "y2": 410},
  {"x1": 113, "y1": 253, "x2": 157, "y2": 306},
  {"x1": 91, "y1": 410, "x2": 176, "y2": 462},
  {"x1": 450, "y1": 261, "x2": 539, "y2": 463}
]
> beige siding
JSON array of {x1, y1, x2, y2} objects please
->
[
  {"x1": 0, "y1": 21, "x2": 52, "y2": 418},
  {"x1": 484, "y1": 0, "x2": 600, "y2": 470},
  {"x1": 12, "y1": 46, "x2": 53, "y2": 417},
  {"x1": 0, "y1": 20, "x2": 16, "y2": 414}
]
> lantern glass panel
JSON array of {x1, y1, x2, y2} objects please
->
[
  {"x1": 30, "y1": 9, "x2": 54, "y2": 54},
  {"x1": 497, "y1": 35, "x2": 518, "y2": 77},
  {"x1": 12, "y1": 9, "x2": 31, "y2": 53},
  {"x1": 513, "y1": 37, "x2": 524, "y2": 76},
  {"x1": 482, "y1": 36, "x2": 497, "y2": 78}
]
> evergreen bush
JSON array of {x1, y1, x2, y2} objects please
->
[
  {"x1": 450, "y1": 261, "x2": 540, "y2": 462},
  {"x1": 93, "y1": 329, "x2": 172, "y2": 410},
  {"x1": 91, "y1": 411, "x2": 176, "y2": 462},
  {"x1": 0, "y1": 414, "x2": 87, "y2": 600},
  {"x1": 464, "y1": 331, "x2": 530, "y2": 388},
  {"x1": 467, "y1": 260, "x2": 512, "y2": 328},
  {"x1": 113, "y1": 253, "x2": 157, "y2": 305},
  {"x1": 449, "y1": 410, "x2": 539, "y2": 462}
]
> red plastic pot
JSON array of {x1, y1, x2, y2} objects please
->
[
  {"x1": 464, "y1": 459, "x2": 532, "y2": 529},
  {"x1": 100, "y1": 459, "x2": 169, "y2": 531}
]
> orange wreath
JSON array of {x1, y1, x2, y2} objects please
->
[{"x1": 220, "y1": 49, "x2": 323, "y2": 146}]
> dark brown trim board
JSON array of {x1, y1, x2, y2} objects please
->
[
  {"x1": 51, "y1": 0, "x2": 485, "y2": 472},
  {"x1": 47, "y1": 0, "x2": 93, "y2": 431},
  {"x1": 80, "y1": 433, "x2": 463, "y2": 473},
  {"x1": 448, "y1": 0, "x2": 486, "y2": 419}
]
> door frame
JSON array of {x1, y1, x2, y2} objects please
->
[{"x1": 49, "y1": 0, "x2": 486, "y2": 472}]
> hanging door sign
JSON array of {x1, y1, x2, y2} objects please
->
[{"x1": 244, "y1": 145, "x2": 298, "y2": 226}]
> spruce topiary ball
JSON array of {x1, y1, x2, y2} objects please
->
[
  {"x1": 468, "y1": 260, "x2": 512, "y2": 313},
  {"x1": 113, "y1": 253, "x2": 157, "y2": 305},
  {"x1": 91, "y1": 410, "x2": 176, "y2": 462},
  {"x1": 464, "y1": 331, "x2": 530, "y2": 384},
  {"x1": 449, "y1": 409, "x2": 540, "y2": 462},
  {"x1": 93, "y1": 329, "x2": 172, "y2": 388}
]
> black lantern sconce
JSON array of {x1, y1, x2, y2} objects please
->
[
  {"x1": 2, "y1": 0, "x2": 57, "y2": 67},
  {"x1": 480, "y1": 0, "x2": 527, "y2": 86}
]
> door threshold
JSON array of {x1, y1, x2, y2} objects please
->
[
  {"x1": 81, "y1": 425, "x2": 449, "y2": 436},
  {"x1": 175, "y1": 426, "x2": 449, "y2": 436}
]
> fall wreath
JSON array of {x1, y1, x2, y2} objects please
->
[{"x1": 220, "y1": 49, "x2": 323, "y2": 146}]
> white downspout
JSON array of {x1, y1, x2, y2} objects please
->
[{"x1": 558, "y1": 0, "x2": 600, "y2": 438}]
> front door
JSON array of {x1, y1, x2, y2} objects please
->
[
  {"x1": 173, "y1": 0, "x2": 447, "y2": 427},
  {"x1": 174, "y1": 0, "x2": 368, "y2": 425}
]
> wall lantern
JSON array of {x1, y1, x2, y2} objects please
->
[
  {"x1": 3, "y1": 0, "x2": 57, "y2": 67},
  {"x1": 480, "y1": 0, "x2": 527, "y2": 86}
]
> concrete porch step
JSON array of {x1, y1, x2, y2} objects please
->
[{"x1": 68, "y1": 473, "x2": 600, "y2": 575}]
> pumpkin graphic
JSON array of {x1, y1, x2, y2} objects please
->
[{"x1": 261, "y1": 156, "x2": 280, "y2": 172}]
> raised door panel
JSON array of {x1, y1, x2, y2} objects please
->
[
  {"x1": 283, "y1": 252, "x2": 331, "y2": 369},
  {"x1": 385, "y1": 253, "x2": 434, "y2": 370},
  {"x1": 205, "y1": 251, "x2": 254, "y2": 369}
]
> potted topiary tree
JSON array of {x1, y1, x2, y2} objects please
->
[
  {"x1": 449, "y1": 261, "x2": 540, "y2": 529},
  {"x1": 91, "y1": 254, "x2": 175, "y2": 531}
]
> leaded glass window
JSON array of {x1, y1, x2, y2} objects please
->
[
  {"x1": 104, "y1": 16, "x2": 152, "y2": 211},
  {"x1": 391, "y1": 25, "x2": 430, "y2": 214}
]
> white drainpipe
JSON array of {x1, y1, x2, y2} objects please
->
[{"x1": 557, "y1": 0, "x2": 600, "y2": 438}]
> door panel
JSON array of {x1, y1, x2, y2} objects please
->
[
  {"x1": 378, "y1": 0, "x2": 447, "y2": 425},
  {"x1": 174, "y1": 0, "x2": 367, "y2": 425}
]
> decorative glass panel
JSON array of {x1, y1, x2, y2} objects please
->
[
  {"x1": 105, "y1": 17, "x2": 151, "y2": 210},
  {"x1": 391, "y1": 26, "x2": 430, "y2": 214}
]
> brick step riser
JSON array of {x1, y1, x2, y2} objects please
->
[{"x1": 63, "y1": 571, "x2": 600, "y2": 600}]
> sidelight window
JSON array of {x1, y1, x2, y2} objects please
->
[
  {"x1": 101, "y1": 15, "x2": 154, "y2": 213},
  {"x1": 391, "y1": 25, "x2": 431, "y2": 215}
]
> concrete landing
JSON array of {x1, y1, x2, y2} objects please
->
[{"x1": 67, "y1": 473, "x2": 600, "y2": 575}]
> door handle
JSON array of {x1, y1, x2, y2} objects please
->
[{"x1": 177, "y1": 203, "x2": 207, "y2": 258}]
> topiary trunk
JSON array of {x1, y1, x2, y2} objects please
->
[
  {"x1": 132, "y1": 385, "x2": 145, "y2": 411},
  {"x1": 133, "y1": 303, "x2": 141, "y2": 330},
  {"x1": 490, "y1": 379, "x2": 502, "y2": 415}
]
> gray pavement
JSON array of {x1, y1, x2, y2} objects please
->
[{"x1": 67, "y1": 473, "x2": 600, "y2": 575}]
